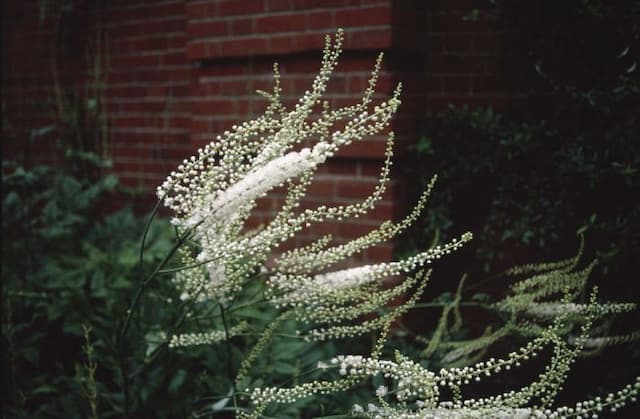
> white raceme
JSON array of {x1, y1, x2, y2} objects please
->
[{"x1": 157, "y1": 29, "x2": 639, "y2": 419}]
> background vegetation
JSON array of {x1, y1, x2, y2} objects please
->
[
  {"x1": 402, "y1": 0, "x2": 639, "y2": 409},
  {"x1": 2, "y1": 0, "x2": 638, "y2": 416},
  {"x1": 404, "y1": 0, "x2": 639, "y2": 295}
]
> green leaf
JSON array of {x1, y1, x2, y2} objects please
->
[
  {"x1": 32, "y1": 384, "x2": 58, "y2": 395},
  {"x1": 168, "y1": 369, "x2": 187, "y2": 394}
]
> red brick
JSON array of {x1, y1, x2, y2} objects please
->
[
  {"x1": 128, "y1": 36, "x2": 170, "y2": 52},
  {"x1": 326, "y1": 74, "x2": 348, "y2": 93},
  {"x1": 107, "y1": 71, "x2": 136, "y2": 84},
  {"x1": 221, "y1": 38, "x2": 268, "y2": 57},
  {"x1": 188, "y1": 20, "x2": 228, "y2": 38},
  {"x1": 422, "y1": 75, "x2": 442, "y2": 94},
  {"x1": 267, "y1": 35, "x2": 295, "y2": 55},
  {"x1": 441, "y1": 34, "x2": 472, "y2": 53},
  {"x1": 218, "y1": 0, "x2": 265, "y2": 16},
  {"x1": 193, "y1": 99, "x2": 241, "y2": 115},
  {"x1": 220, "y1": 79, "x2": 255, "y2": 96},
  {"x1": 287, "y1": 0, "x2": 322, "y2": 9},
  {"x1": 336, "y1": 180, "x2": 379, "y2": 200},
  {"x1": 423, "y1": 0, "x2": 481, "y2": 10},
  {"x1": 167, "y1": 68, "x2": 190, "y2": 81},
  {"x1": 113, "y1": 161, "x2": 141, "y2": 173},
  {"x1": 229, "y1": 17, "x2": 254, "y2": 35},
  {"x1": 336, "y1": 138, "x2": 388, "y2": 159},
  {"x1": 357, "y1": 160, "x2": 384, "y2": 178},
  {"x1": 427, "y1": 54, "x2": 486, "y2": 74},
  {"x1": 335, "y1": 5, "x2": 391, "y2": 27},
  {"x1": 185, "y1": 2, "x2": 212, "y2": 19},
  {"x1": 111, "y1": 54, "x2": 161, "y2": 68},
  {"x1": 166, "y1": 116, "x2": 190, "y2": 129},
  {"x1": 442, "y1": 75, "x2": 470, "y2": 94},
  {"x1": 141, "y1": 161, "x2": 174, "y2": 173},
  {"x1": 471, "y1": 75, "x2": 504, "y2": 94},
  {"x1": 338, "y1": 222, "x2": 379, "y2": 240},
  {"x1": 347, "y1": 75, "x2": 366, "y2": 93},
  {"x1": 427, "y1": 95, "x2": 509, "y2": 113},
  {"x1": 112, "y1": 146, "x2": 150, "y2": 160},
  {"x1": 105, "y1": 2, "x2": 185, "y2": 23},
  {"x1": 134, "y1": 69, "x2": 171, "y2": 83},
  {"x1": 118, "y1": 101, "x2": 164, "y2": 113},
  {"x1": 427, "y1": 12, "x2": 489, "y2": 33},
  {"x1": 254, "y1": 14, "x2": 307, "y2": 33},
  {"x1": 366, "y1": 244, "x2": 394, "y2": 262},
  {"x1": 307, "y1": 179, "x2": 336, "y2": 197},
  {"x1": 300, "y1": 220, "x2": 340, "y2": 237},
  {"x1": 316, "y1": 160, "x2": 358, "y2": 177},
  {"x1": 199, "y1": 61, "x2": 247, "y2": 78},
  {"x1": 186, "y1": 41, "x2": 207, "y2": 59},
  {"x1": 306, "y1": 10, "x2": 335, "y2": 30},
  {"x1": 109, "y1": 18, "x2": 184, "y2": 39},
  {"x1": 190, "y1": 118, "x2": 210, "y2": 134},
  {"x1": 253, "y1": 199, "x2": 275, "y2": 215},
  {"x1": 345, "y1": 29, "x2": 392, "y2": 50},
  {"x1": 367, "y1": 202, "x2": 394, "y2": 221},
  {"x1": 290, "y1": 0, "x2": 377, "y2": 8},
  {"x1": 162, "y1": 51, "x2": 186, "y2": 65},
  {"x1": 112, "y1": 115, "x2": 154, "y2": 127},
  {"x1": 169, "y1": 85, "x2": 189, "y2": 96},
  {"x1": 471, "y1": 32, "x2": 502, "y2": 53},
  {"x1": 168, "y1": 33, "x2": 187, "y2": 48},
  {"x1": 265, "y1": 0, "x2": 292, "y2": 12},
  {"x1": 249, "y1": 78, "x2": 276, "y2": 93}
]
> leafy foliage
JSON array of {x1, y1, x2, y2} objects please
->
[
  {"x1": 0, "y1": 162, "x2": 370, "y2": 417},
  {"x1": 1, "y1": 163, "x2": 173, "y2": 417}
]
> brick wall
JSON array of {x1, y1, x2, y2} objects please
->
[
  {"x1": 421, "y1": 1, "x2": 512, "y2": 114},
  {"x1": 2, "y1": 0, "x2": 514, "y2": 264}
]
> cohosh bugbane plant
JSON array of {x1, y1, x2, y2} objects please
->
[{"x1": 152, "y1": 29, "x2": 639, "y2": 418}]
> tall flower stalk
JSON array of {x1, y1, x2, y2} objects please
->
[{"x1": 151, "y1": 29, "x2": 639, "y2": 418}]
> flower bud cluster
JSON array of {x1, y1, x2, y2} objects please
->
[
  {"x1": 168, "y1": 321, "x2": 247, "y2": 348},
  {"x1": 275, "y1": 175, "x2": 438, "y2": 275},
  {"x1": 157, "y1": 29, "x2": 638, "y2": 419},
  {"x1": 159, "y1": 29, "x2": 472, "y2": 342},
  {"x1": 269, "y1": 232, "x2": 471, "y2": 309},
  {"x1": 159, "y1": 30, "x2": 426, "y2": 307},
  {"x1": 332, "y1": 352, "x2": 439, "y2": 404},
  {"x1": 524, "y1": 301, "x2": 636, "y2": 320}
]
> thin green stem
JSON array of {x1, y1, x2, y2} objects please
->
[{"x1": 411, "y1": 301, "x2": 487, "y2": 309}]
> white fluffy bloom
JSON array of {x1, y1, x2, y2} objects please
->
[
  {"x1": 183, "y1": 142, "x2": 332, "y2": 229},
  {"x1": 161, "y1": 29, "x2": 472, "y2": 343},
  {"x1": 524, "y1": 302, "x2": 583, "y2": 318}
]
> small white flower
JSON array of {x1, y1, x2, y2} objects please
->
[
  {"x1": 317, "y1": 361, "x2": 329, "y2": 370},
  {"x1": 376, "y1": 385, "x2": 388, "y2": 398}
]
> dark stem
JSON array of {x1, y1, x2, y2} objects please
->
[
  {"x1": 138, "y1": 199, "x2": 163, "y2": 282},
  {"x1": 219, "y1": 303, "x2": 239, "y2": 413},
  {"x1": 119, "y1": 355, "x2": 131, "y2": 417},
  {"x1": 116, "y1": 215, "x2": 190, "y2": 417},
  {"x1": 119, "y1": 229, "x2": 191, "y2": 345}
]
